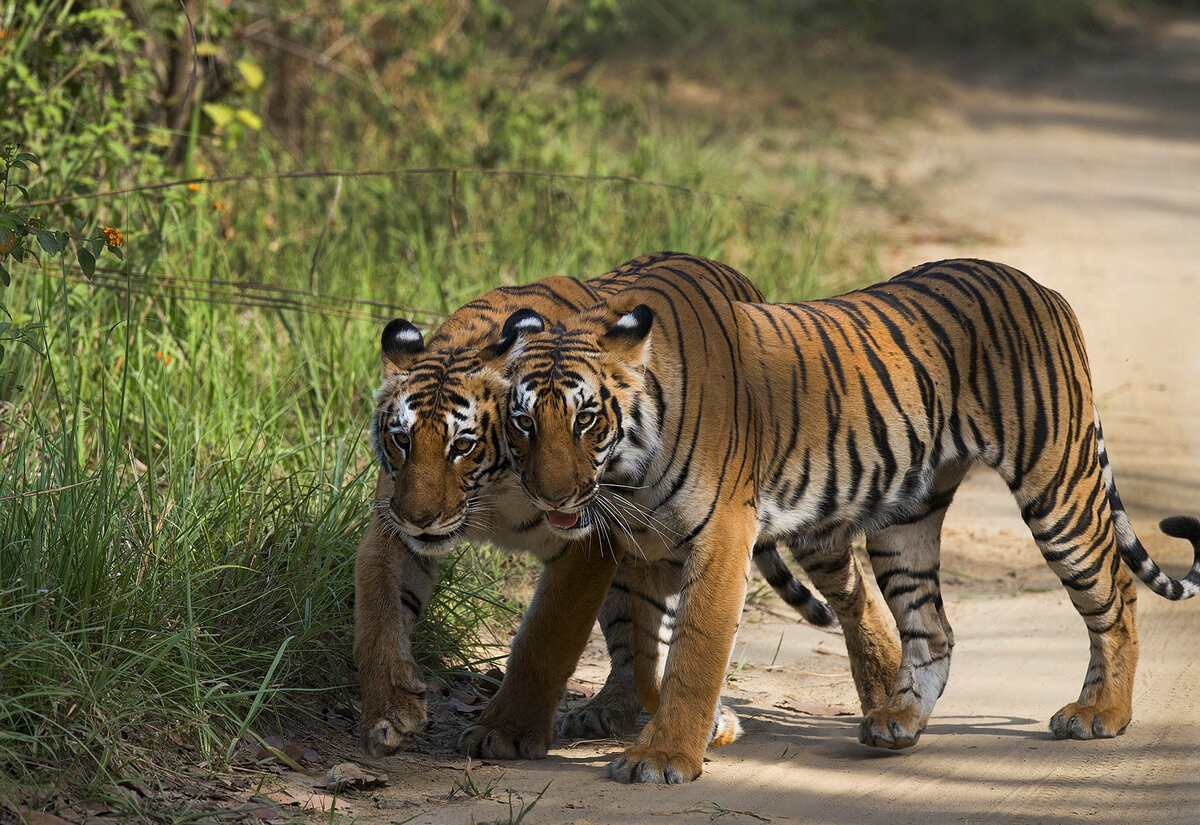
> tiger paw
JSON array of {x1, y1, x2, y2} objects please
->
[
  {"x1": 1049, "y1": 702, "x2": 1130, "y2": 740},
  {"x1": 859, "y1": 705, "x2": 925, "y2": 750},
  {"x1": 556, "y1": 694, "x2": 641, "y2": 739},
  {"x1": 708, "y1": 703, "x2": 742, "y2": 748},
  {"x1": 359, "y1": 690, "x2": 427, "y2": 758},
  {"x1": 607, "y1": 744, "x2": 703, "y2": 784},
  {"x1": 458, "y1": 723, "x2": 551, "y2": 760}
]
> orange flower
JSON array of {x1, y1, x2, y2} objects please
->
[
  {"x1": 156, "y1": 351, "x2": 172, "y2": 365},
  {"x1": 211, "y1": 201, "x2": 223, "y2": 211},
  {"x1": 187, "y1": 182, "x2": 202, "y2": 192},
  {"x1": 102, "y1": 226, "x2": 124, "y2": 247}
]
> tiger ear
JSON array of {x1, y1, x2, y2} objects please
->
[
  {"x1": 481, "y1": 308, "x2": 545, "y2": 362},
  {"x1": 601, "y1": 304, "x2": 654, "y2": 358},
  {"x1": 381, "y1": 318, "x2": 425, "y2": 376}
]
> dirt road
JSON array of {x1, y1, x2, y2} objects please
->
[{"x1": 292, "y1": 19, "x2": 1200, "y2": 824}]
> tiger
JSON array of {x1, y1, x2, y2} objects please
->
[
  {"x1": 354, "y1": 252, "x2": 833, "y2": 759},
  {"x1": 472, "y1": 253, "x2": 1200, "y2": 784}
]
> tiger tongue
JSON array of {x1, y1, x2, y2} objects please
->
[{"x1": 546, "y1": 510, "x2": 580, "y2": 529}]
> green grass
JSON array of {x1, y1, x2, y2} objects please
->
[{"x1": 0, "y1": 138, "x2": 845, "y2": 809}]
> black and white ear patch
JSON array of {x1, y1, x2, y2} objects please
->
[
  {"x1": 503, "y1": 308, "x2": 546, "y2": 338},
  {"x1": 488, "y1": 308, "x2": 546, "y2": 358},
  {"x1": 604, "y1": 304, "x2": 653, "y2": 340},
  {"x1": 382, "y1": 318, "x2": 426, "y2": 358}
]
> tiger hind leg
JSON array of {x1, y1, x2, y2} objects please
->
[
  {"x1": 788, "y1": 540, "x2": 900, "y2": 714},
  {"x1": 1018, "y1": 477, "x2": 1138, "y2": 740},
  {"x1": 555, "y1": 563, "x2": 648, "y2": 739},
  {"x1": 857, "y1": 466, "x2": 965, "y2": 749}
]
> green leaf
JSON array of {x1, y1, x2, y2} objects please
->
[
  {"x1": 236, "y1": 59, "x2": 265, "y2": 90},
  {"x1": 196, "y1": 41, "x2": 221, "y2": 56},
  {"x1": 109, "y1": 245, "x2": 124, "y2": 261},
  {"x1": 14, "y1": 153, "x2": 37, "y2": 164},
  {"x1": 77, "y1": 247, "x2": 96, "y2": 278},
  {"x1": 0, "y1": 344, "x2": 6, "y2": 365},
  {"x1": 203, "y1": 103, "x2": 235, "y2": 129},
  {"x1": 36, "y1": 231, "x2": 59, "y2": 255},
  {"x1": 73, "y1": 217, "x2": 87, "y2": 231},
  {"x1": 0, "y1": 262, "x2": 9, "y2": 286},
  {"x1": 235, "y1": 108, "x2": 263, "y2": 130}
]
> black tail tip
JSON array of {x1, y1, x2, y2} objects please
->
[
  {"x1": 1160, "y1": 515, "x2": 1200, "y2": 542},
  {"x1": 806, "y1": 601, "x2": 838, "y2": 629}
]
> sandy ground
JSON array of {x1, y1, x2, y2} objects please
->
[{"x1": 275, "y1": 19, "x2": 1200, "y2": 825}]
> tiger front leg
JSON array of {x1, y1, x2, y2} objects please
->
[
  {"x1": 607, "y1": 518, "x2": 753, "y2": 784},
  {"x1": 354, "y1": 513, "x2": 436, "y2": 757},
  {"x1": 459, "y1": 544, "x2": 617, "y2": 760},
  {"x1": 555, "y1": 584, "x2": 642, "y2": 739}
]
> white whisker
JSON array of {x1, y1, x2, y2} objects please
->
[
  {"x1": 593, "y1": 493, "x2": 649, "y2": 561},
  {"x1": 601, "y1": 490, "x2": 680, "y2": 544}
]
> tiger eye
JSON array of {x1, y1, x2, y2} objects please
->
[
  {"x1": 512, "y1": 413, "x2": 535, "y2": 433},
  {"x1": 392, "y1": 430, "x2": 411, "y2": 451},
  {"x1": 452, "y1": 436, "x2": 476, "y2": 455},
  {"x1": 575, "y1": 411, "x2": 596, "y2": 429}
]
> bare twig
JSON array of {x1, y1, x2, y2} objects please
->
[
  {"x1": 0, "y1": 479, "x2": 99, "y2": 503},
  {"x1": 244, "y1": 28, "x2": 361, "y2": 83},
  {"x1": 308, "y1": 175, "x2": 343, "y2": 292},
  {"x1": 27, "y1": 167, "x2": 804, "y2": 221}
]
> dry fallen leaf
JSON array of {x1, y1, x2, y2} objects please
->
[
  {"x1": 316, "y1": 762, "x2": 388, "y2": 793},
  {"x1": 261, "y1": 791, "x2": 296, "y2": 807},
  {"x1": 28, "y1": 813, "x2": 72, "y2": 825},
  {"x1": 479, "y1": 666, "x2": 504, "y2": 695},
  {"x1": 564, "y1": 679, "x2": 596, "y2": 698},
  {"x1": 298, "y1": 793, "x2": 347, "y2": 814},
  {"x1": 217, "y1": 799, "x2": 280, "y2": 821}
]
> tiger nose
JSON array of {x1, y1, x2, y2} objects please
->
[
  {"x1": 409, "y1": 512, "x2": 440, "y2": 529},
  {"x1": 541, "y1": 495, "x2": 570, "y2": 508}
]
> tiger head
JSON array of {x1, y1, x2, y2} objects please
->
[
  {"x1": 494, "y1": 300, "x2": 659, "y2": 537},
  {"x1": 369, "y1": 319, "x2": 511, "y2": 557}
]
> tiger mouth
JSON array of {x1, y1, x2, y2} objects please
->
[
  {"x1": 404, "y1": 528, "x2": 466, "y2": 556},
  {"x1": 544, "y1": 509, "x2": 592, "y2": 532}
]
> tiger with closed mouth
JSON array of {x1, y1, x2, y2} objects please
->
[
  {"x1": 355, "y1": 252, "x2": 834, "y2": 758},
  {"x1": 476, "y1": 254, "x2": 1200, "y2": 784}
]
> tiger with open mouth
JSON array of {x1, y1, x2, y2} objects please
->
[{"x1": 475, "y1": 253, "x2": 1200, "y2": 783}]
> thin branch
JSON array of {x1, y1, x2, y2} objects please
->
[
  {"x1": 26, "y1": 167, "x2": 804, "y2": 220},
  {"x1": 308, "y1": 175, "x2": 342, "y2": 292},
  {"x1": 244, "y1": 28, "x2": 361, "y2": 83},
  {"x1": 0, "y1": 479, "x2": 99, "y2": 502},
  {"x1": 172, "y1": 0, "x2": 199, "y2": 121}
]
